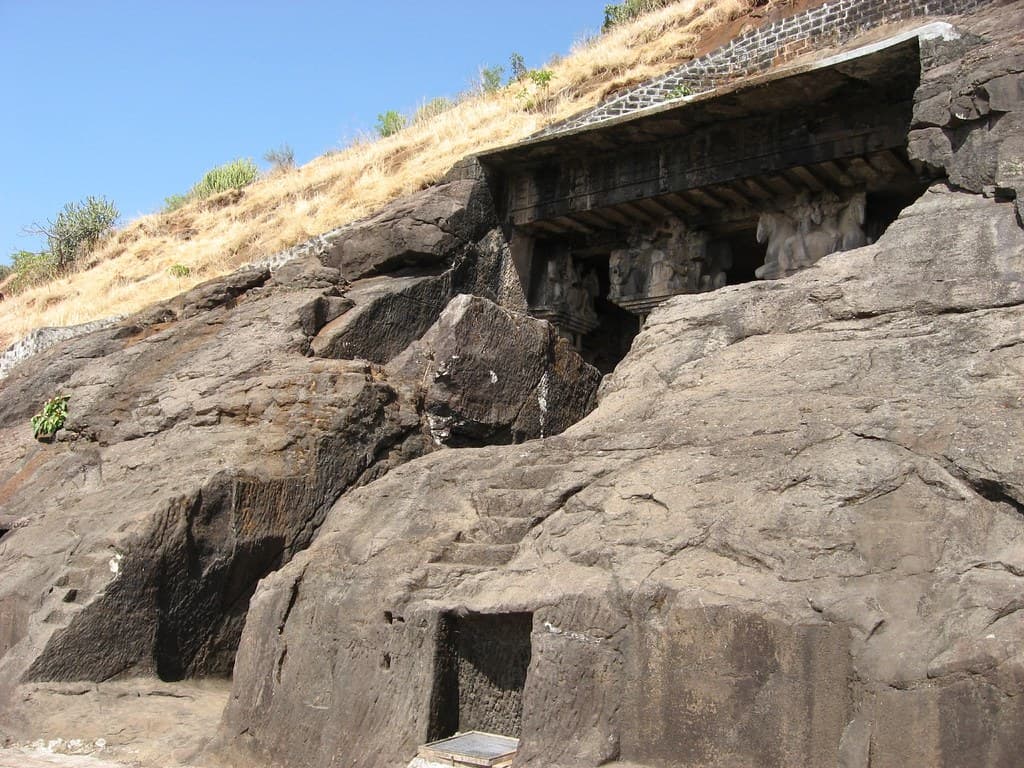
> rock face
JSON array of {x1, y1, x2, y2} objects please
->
[
  {"x1": 219, "y1": 182, "x2": 1024, "y2": 768},
  {"x1": 218, "y1": 8, "x2": 1024, "y2": 768},
  {"x1": 0, "y1": 179, "x2": 599, "y2": 722}
]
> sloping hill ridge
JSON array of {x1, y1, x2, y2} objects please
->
[
  {"x1": 0, "y1": 2, "x2": 1023, "y2": 768},
  {"x1": 0, "y1": 0, "x2": 760, "y2": 353}
]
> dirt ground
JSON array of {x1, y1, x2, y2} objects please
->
[{"x1": 0, "y1": 679, "x2": 230, "y2": 768}]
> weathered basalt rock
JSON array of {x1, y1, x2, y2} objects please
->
[
  {"x1": 0, "y1": 179, "x2": 598, "y2": 736},
  {"x1": 221, "y1": 181, "x2": 1024, "y2": 768},
  {"x1": 909, "y1": 8, "x2": 1024, "y2": 212},
  {"x1": 387, "y1": 294, "x2": 601, "y2": 446}
]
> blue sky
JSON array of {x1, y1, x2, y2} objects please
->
[{"x1": 0, "y1": 1, "x2": 604, "y2": 264}]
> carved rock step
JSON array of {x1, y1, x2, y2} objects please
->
[
  {"x1": 478, "y1": 516, "x2": 536, "y2": 545},
  {"x1": 434, "y1": 542, "x2": 519, "y2": 567}
]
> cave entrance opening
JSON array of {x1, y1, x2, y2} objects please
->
[
  {"x1": 483, "y1": 29, "x2": 939, "y2": 365},
  {"x1": 0, "y1": 528, "x2": 8, "y2": 542},
  {"x1": 428, "y1": 611, "x2": 533, "y2": 743}
]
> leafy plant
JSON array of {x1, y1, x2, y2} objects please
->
[
  {"x1": 528, "y1": 69, "x2": 554, "y2": 88},
  {"x1": 0, "y1": 264, "x2": 12, "y2": 281},
  {"x1": 31, "y1": 394, "x2": 69, "y2": 439},
  {"x1": 162, "y1": 159, "x2": 259, "y2": 213},
  {"x1": 168, "y1": 263, "x2": 191, "y2": 278},
  {"x1": 28, "y1": 196, "x2": 119, "y2": 270},
  {"x1": 667, "y1": 83, "x2": 693, "y2": 99},
  {"x1": 264, "y1": 143, "x2": 295, "y2": 173},
  {"x1": 375, "y1": 110, "x2": 407, "y2": 137},
  {"x1": 188, "y1": 158, "x2": 259, "y2": 200},
  {"x1": 479, "y1": 65, "x2": 505, "y2": 94},
  {"x1": 517, "y1": 69, "x2": 556, "y2": 112},
  {"x1": 413, "y1": 97, "x2": 453, "y2": 124}
]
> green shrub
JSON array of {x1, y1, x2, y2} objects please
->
[
  {"x1": 264, "y1": 144, "x2": 295, "y2": 173},
  {"x1": 0, "y1": 263, "x2": 12, "y2": 282},
  {"x1": 8, "y1": 249, "x2": 59, "y2": 292},
  {"x1": 163, "y1": 193, "x2": 189, "y2": 213},
  {"x1": 188, "y1": 158, "x2": 259, "y2": 200},
  {"x1": 31, "y1": 394, "x2": 69, "y2": 439},
  {"x1": 413, "y1": 97, "x2": 454, "y2": 124},
  {"x1": 479, "y1": 65, "x2": 505, "y2": 94},
  {"x1": 375, "y1": 110, "x2": 407, "y2": 137},
  {"x1": 168, "y1": 263, "x2": 191, "y2": 278},
  {"x1": 28, "y1": 196, "x2": 119, "y2": 270},
  {"x1": 528, "y1": 69, "x2": 554, "y2": 88},
  {"x1": 603, "y1": 0, "x2": 674, "y2": 30},
  {"x1": 162, "y1": 159, "x2": 259, "y2": 214}
]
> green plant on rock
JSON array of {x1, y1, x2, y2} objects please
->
[
  {"x1": 31, "y1": 394, "x2": 69, "y2": 439},
  {"x1": 667, "y1": 83, "x2": 693, "y2": 99},
  {"x1": 375, "y1": 110, "x2": 407, "y2": 137}
]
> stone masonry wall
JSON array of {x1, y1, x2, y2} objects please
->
[{"x1": 544, "y1": 0, "x2": 996, "y2": 135}]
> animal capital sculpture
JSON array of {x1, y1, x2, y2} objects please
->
[{"x1": 756, "y1": 191, "x2": 869, "y2": 280}]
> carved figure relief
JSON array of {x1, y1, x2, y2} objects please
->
[
  {"x1": 608, "y1": 218, "x2": 724, "y2": 315},
  {"x1": 756, "y1": 191, "x2": 869, "y2": 280},
  {"x1": 609, "y1": 236, "x2": 648, "y2": 302},
  {"x1": 530, "y1": 249, "x2": 600, "y2": 341}
]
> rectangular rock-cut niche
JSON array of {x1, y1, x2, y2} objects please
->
[{"x1": 428, "y1": 611, "x2": 533, "y2": 741}]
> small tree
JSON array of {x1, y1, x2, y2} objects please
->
[
  {"x1": 375, "y1": 110, "x2": 407, "y2": 137},
  {"x1": 479, "y1": 65, "x2": 505, "y2": 94},
  {"x1": 29, "y1": 196, "x2": 119, "y2": 270},
  {"x1": 509, "y1": 52, "x2": 528, "y2": 83}
]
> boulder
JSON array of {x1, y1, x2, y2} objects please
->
[
  {"x1": 319, "y1": 179, "x2": 497, "y2": 280},
  {"x1": 387, "y1": 294, "x2": 601, "y2": 445}
]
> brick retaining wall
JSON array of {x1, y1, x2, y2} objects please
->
[{"x1": 543, "y1": 0, "x2": 995, "y2": 135}]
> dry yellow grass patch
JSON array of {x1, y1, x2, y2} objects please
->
[{"x1": 0, "y1": 0, "x2": 762, "y2": 351}]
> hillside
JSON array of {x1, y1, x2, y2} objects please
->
[{"x1": 0, "y1": 0, "x2": 754, "y2": 352}]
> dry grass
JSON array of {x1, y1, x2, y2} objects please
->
[{"x1": 0, "y1": 0, "x2": 760, "y2": 350}]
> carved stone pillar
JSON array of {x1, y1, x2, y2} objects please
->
[{"x1": 755, "y1": 190, "x2": 869, "y2": 280}]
